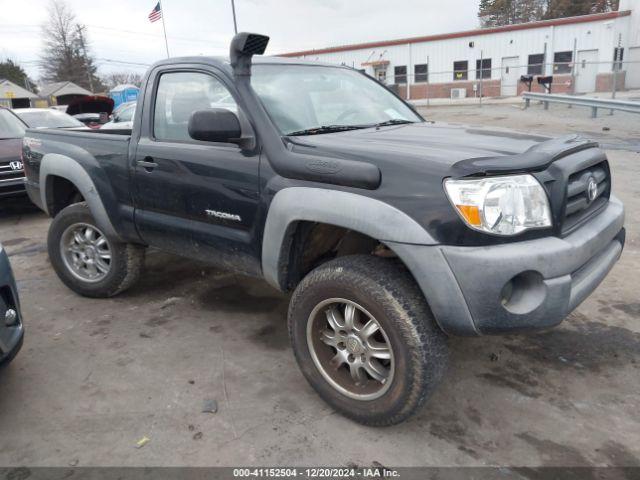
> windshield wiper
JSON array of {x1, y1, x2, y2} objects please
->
[
  {"x1": 286, "y1": 125, "x2": 367, "y2": 136},
  {"x1": 373, "y1": 119, "x2": 416, "y2": 128}
]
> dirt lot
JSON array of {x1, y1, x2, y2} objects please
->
[{"x1": 0, "y1": 102, "x2": 639, "y2": 468}]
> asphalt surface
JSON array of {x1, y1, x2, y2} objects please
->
[{"x1": 0, "y1": 103, "x2": 638, "y2": 468}]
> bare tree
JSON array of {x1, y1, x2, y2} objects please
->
[
  {"x1": 102, "y1": 72, "x2": 144, "y2": 90},
  {"x1": 39, "y1": 0, "x2": 103, "y2": 92}
]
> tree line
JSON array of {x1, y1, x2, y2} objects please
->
[{"x1": 479, "y1": 0, "x2": 620, "y2": 27}]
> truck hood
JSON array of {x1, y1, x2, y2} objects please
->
[
  {"x1": 0, "y1": 138, "x2": 22, "y2": 163},
  {"x1": 288, "y1": 122, "x2": 596, "y2": 177}
]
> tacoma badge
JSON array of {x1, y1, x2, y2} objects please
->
[{"x1": 205, "y1": 209, "x2": 242, "y2": 222}]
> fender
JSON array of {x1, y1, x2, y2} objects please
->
[
  {"x1": 39, "y1": 153, "x2": 122, "y2": 241},
  {"x1": 261, "y1": 187, "x2": 437, "y2": 290},
  {"x1": 261, "y1": 186, "x2": 477, "y2": 336}
]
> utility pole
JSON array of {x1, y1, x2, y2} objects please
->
[
  {"x1": 611, "y1": 33, "x2": 622, "y2": 115},
  {"x1": 76, "y1": 25, "x2": 95, "y2": 92},
  {"x1": 231, "y1": 0, "x2": 238, "y2": 34},
  {"x1": 612, "y1": 33, "x2": 622, "y2": 100},
  {"x1": 479, "y1": 49, "x2": 484, "y2": 107},
  {"x1": 571, "y1": 37, "x2": 577, "y2": 95}
]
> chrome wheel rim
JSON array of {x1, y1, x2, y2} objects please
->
[
  {"x1": 60, "y1": 223, "x2": 112, "y2": 283},
  {"x1": 307, "y1": 298, "x2": 394, "y2": 400}
]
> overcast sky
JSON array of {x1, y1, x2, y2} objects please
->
[{"x1": 0, "y1": 0, "x2": 482, "y2": 80}]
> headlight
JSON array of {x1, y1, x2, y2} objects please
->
[{"x1": 443, "y1": 174, "x2": 552, "y2": 236}]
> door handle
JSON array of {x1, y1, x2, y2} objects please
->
[{"x1": 137, "y1": 158, "x2": 158, "y2": 172}]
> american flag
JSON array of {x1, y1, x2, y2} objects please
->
[{"x1": 148, "y1": 2, "x2": 162, "y2": 23}]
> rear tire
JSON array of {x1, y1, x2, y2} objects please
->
[
  {"x1": 48, "y1": 202, "x2": 145, "y2": 298},
  {"x1": 288, "y1": 255, "x2": 448, "y2": 426}
]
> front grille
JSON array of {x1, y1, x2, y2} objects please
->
[
  {"x1": 562, "y1": 161, "x2": 610, "y2": 235},
  {"x1": 0, "y1": 161, "x2": 25, "y2": 194}
]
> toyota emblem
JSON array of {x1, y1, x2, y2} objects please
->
[
  {"x1": 9, "y1": 161, "x2": 23, "y2": 171},
  {"x1": 587, "y1": 177, "x2": 598, "y2": 203}
]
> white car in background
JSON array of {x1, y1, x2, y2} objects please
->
[
  {"x1": 101, "y1": 102, "x2": 136, "y2": 130},
  {"x1": 14, "y1": 108, "x2": 86, "y2": 129}
]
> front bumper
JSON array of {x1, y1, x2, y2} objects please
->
[
  {"x1": 389, "y1": 196, "x2": 625, "y2": 336},
  {"x1": 0, "y1": 177, "x2": 26, "y2": 198},
  {"x1": 0, "y1": 246, "x2": 24, "y2": 366}
]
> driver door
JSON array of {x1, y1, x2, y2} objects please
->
[{"x1": 132, "y1": 68, "x2": 261, "y2": 276}]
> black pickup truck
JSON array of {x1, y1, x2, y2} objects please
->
[{"x1": 22, "y1": 33, "x2": 625, "y2": 425}]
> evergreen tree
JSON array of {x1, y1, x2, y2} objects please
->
[
  {"x1": 479, "y1": 0, "x2": 619, "y2": 26},
  {"x1": 0, "y1": 59, "x2": 37, "y2": 92}
]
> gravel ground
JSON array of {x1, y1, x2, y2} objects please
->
[{"x1": 0, "y1": 103, "x2": 638, "y2": 468}]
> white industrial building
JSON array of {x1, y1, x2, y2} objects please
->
[{"x1": 282, "y1": 0, "x2": 640, "y2": 99}]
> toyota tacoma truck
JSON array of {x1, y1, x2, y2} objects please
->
[{"x1": 22, "y1": 33, "x2": 625, "y2": 426}]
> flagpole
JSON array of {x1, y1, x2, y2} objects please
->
[{"x1": 159, "y1": 0, "x2": 170, "y2": 58}]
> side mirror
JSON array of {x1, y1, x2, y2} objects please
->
[{"x1": 188, "y1": 108, "x2": 241, "y2": 143}]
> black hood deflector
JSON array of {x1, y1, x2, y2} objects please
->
[{"x1": 451, "y1": 134, "x2": 599, "y2": 177}]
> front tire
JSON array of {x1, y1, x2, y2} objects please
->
[
  {"x1": 48, "y1": 202, "x2": 145, "y2": 298},
  {"x1": 288, "y1": 255, "x2": 448, "y2": 426}
]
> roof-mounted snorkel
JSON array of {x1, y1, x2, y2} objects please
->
[
  {"x1": 230, "y1": 32, "x2": 270, "y2": 77},
  {"x1": 229, "y1": 32, "x2": 381, "y2": 190}
]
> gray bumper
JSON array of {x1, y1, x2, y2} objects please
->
[
  {"x1": 388, "y1": 196, "x2": 625, "y2": 336},
  {"x1": 0, "y1": 177, "x2": 26, "y2": 198},
  {"x1": 0, "y1": 246, "x2": 24, "y2": 365}
]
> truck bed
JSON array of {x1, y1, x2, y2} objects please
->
[{"x1": 23, "y1": 127, "x2": 133, "y2": 216}]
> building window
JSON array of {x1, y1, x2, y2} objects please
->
[
  {"x1": 553, "y1": 51, "x2": 573, "y2": 74},
  {"x1": 394, "y1": 66, "x2": 407, "y2": 84},
  {"x1": 453, "y1": 61, "x2": 468, "y2": 81},
  {"x1": 613, "y1": 47, "x2": 624, "y2": 71},
  {"x1": 414, "y1": 64, "x2": 428, "y2": 83},
  {"x1": 476, "y1": 58, "x2": 492, "y2": 79},
  {"x1": 528, "y1": 54, "x2": 544, "y2": 75}
]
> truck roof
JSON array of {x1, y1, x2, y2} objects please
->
[{"x1": 148, "y1": 55, "x2": 349, "y2": 74}]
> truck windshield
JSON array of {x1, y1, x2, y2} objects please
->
[
  {"x1": 251, "y1": 64, "x2": 421, "y2": 136},
  {"x1": 0, "y1": 109, "x2": 26, "y2": 139}
]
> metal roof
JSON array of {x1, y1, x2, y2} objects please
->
[
  {"x1": 38, "y1": 81, "x2": 92, "y2": 98},
  {"x1": 0, "y1": 79, "x2": 38, "y2": 100}
]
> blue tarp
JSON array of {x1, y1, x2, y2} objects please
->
[{"x1": 108, "y1": 84, "x2": 140, "y2": 108}]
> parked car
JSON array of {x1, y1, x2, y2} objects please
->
[
  {"x1": 0, "y1": 107, "x2": 26, "y2": 198},
  {"x1": 14, "y1": 108, "x2": 86, "y2": 129},
  {"x1": 101, "y1": 101, "x2": 135, "y2": 130},
  {"x1": 0, "y1": 243, "x2": 24, "y2": 367},
  {"x1": 66, "y1": 96, "x2": 114, "y2": 129},
  {"x1": 22, "y1": 33, "x2": 625, "y2": 425}
]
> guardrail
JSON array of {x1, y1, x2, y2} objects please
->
[{"x1": 523, "y1": 92, "x2": 640, "y2": 118}]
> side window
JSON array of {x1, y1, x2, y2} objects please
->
[
  {"x1": 453, "y1": 61, "x2": 468, "y2": 81},
  {"x1": 153, "y1": 71, "x2": 238, "y2": 142},
  {"x1": 528, "y1": 54, "x2": 544, "y2": 75},
  {"x1": 553, "y1": 51, "x2": 573, "y2": 74}
]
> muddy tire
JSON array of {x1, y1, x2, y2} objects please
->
[
  {"x1": 48, "y1": 202, "x2": 145, "y2": 298},
  {"x1": 288, "y1": 255, "x2": 448, "y2": 426}
]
